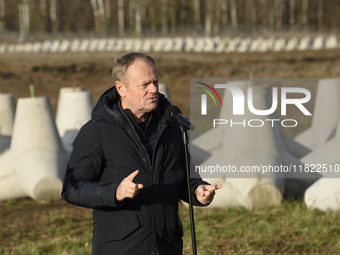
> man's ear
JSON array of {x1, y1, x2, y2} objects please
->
[{"x1": 115, "y1": 81, "x2": 126, "y2": 98}]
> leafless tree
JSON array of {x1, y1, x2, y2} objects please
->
[
  {"x1": 221, "y1": 0, "x2": 228, "y2": 26},
  {"x1": 260, "y1": 0, "x2": 268, "y2": 27},
  {"x1": 205, "y1": 1, "x2": 212, "y2": 35},
  {"x1": 134, "y1": 0, "x2": 142, "y2": 36},
  {"x1": 0, "y1": 0, "x2": 5, "y2": 31},
  {"x1": 213, "y1": 0, "x2": 222, "y2": 34},
  {"x1": 289, "y1": 0, "x2": 295, "y2": 27},
  {"x1": 169, "y1": 0, "x2": 176, "y2": 34},
  {"x1": 229, "y1": 0, "x2": 237, "y2": 31},
  {"x1": 147, "y1": 0, "x2": 156, "y2": 34},
  {"x1": 161, "y1": 0, "x2": 168, "y2": 35},
  {"x1": 39, "y1": 0, "x2": 47, "y2": 32},
  {"x1": 250, "y1": 0, "x2": 257, "y2": 26},
  {"x1": 301, "y1": 0, "x2": 308, "y2": 27},
  {"x1": 18, "y1": 0, "x2": 30, "y2": 41},
  {"x1": 118, "y1": 0, "x2": 124, "y2": 36},
  {"x1": 193, "y1": 0, "x2": 200, "y2": 27},
  {"x1": 90, "y1": 0, "x2": 106, "y2": 33},
  {"x1": 50, "y1": 0, "x2": 58, "y2": 34},
  {"x1": 275, "y1": 0, "x2": 283, "y2": 30},
  {"x1": 317, "y1": 0, "x2": 323, "y2": 31},
  {"x1": 104, "y1": 0, "x2": 111, "y2": 32}
]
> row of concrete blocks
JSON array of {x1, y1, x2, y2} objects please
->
[
  {"x1": 0, "y1": 84, "x2": 171, "y2": 201},
  {"x1": 0, "y1": 35, "x2": 339, "y2": 54},
  {"x1": 191, "y1": 79, "x2": 340, "y2": 212}
]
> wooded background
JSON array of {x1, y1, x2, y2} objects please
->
[{"x1": 0, "y1": 0, "x2": 339, "y2": 42}]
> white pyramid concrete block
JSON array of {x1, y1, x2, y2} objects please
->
[
  {"x1": 0, "y1": 150, "x2": 27, "y2": 200},
  {"x1": 41, "y1": 40, "x2": 52, "y2": 52},
  {"x1": 184, "y1": 37, "x2": 195, "y2": 52},
  {"x1": 305, "y1": 178, "x2": 340, "y2": 211},
  {"x1": 106, "y1": 38, "x2": 116, "y2": 51},
  {"x1": 134, "y1": 39, "x2": 143, "y2": 52},
  {"x1": 312, "y1": 36, "x2": 324, "y2": 50},
  {"x1": 59, "y1": 39, "x2": 70, "y2": 52},
  {"x1": 79, "y1": 39, "x2": 90, "y2": 52},
  {"x1": 273, "y1": 38, "x2": 286, "y2": 51},
  {"x1": 70, "y1": 39, "x2": 81, "y2": 52},
  {"x1": 163, "y1": 38, "x2": 174, "y2": 52},
  {"x1": 97, "y1": 39, "x2": 108, "y2": 51},
  {"x1": 215, "y1": 37, "x2": 229, "y2": 53},
  {"x1": 8, "y1": 97, "x2": 67, "y2": 201},
  {"x1": 32, "y1": 42, "x2": 42, "y2": 53},
  {"x1": 225, "y1": 37, "x2": 240, "y2": 52},
  {"x1": 153, "y1": 38, "x2": 166, "y2": 52},
  {"x1": 238, "y1": 38, "x2": 251, "y2": 52},
  {"x1": 123, "y1": 38, "x2": 134, "y2": 51},
  {"x1": 325, "y1": 35, "x2": 338, "y2": 49},
  {"x1": 193, "y1": 81, "x2": 320, "y2": 208},
  {"x1": 115, "y1": 39, "x2": 124, "y2": 51},
  {"x1": 0, "y1": 44, "x2": 6, "y2": 53},
  {"x1": 173, "y1": 37, "x2": 184, "y2": 52},
  {"x1": 301, "y1": 104, "x2": 340, "y2": 167},
  {"x1": 298, "y1": 37, "x2": 311, "y2": 51},
  {"x1": 295, "y1": 79, "x2": 340, "y2": 150},
  {"x1": 142, "y1": 38, "x2": 154, "y2": 52},
  {"x1": 0, "y1": 93, "x2": 15, "y2": 136},
  {"x1": 159, "y1": 83, "x2": 172, "y2": 103},
  {"x1": 249, "y1": 37, "x2": 264, "y2": 52},
  {"x1": 23, "y1": 43, "x2": 33, "y2": 53},
  {"x1": 89, "y1": 39, "x2": 99, "y2": 51},
  {"x1": 50, "y1": 40, "x2": 60, "y2": 52},
  {"x1": 285, "y1": 37, "x2": 299, "y2": 51},
  {"x1": 56, "y1": 88, "x2": 94, "y2": 152},
  {"x1": 203, "y1": 37, "x2": 215, "y2": 52}
]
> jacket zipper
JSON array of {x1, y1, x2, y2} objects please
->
[{"x1": 121, "y1": 111, "x2": 169, "y2": 255}]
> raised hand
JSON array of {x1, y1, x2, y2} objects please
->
[
  {"x1": 116, "y1": 170, "x2": 144, "y2": 202},
  {"x1": 195, "y1": 184, "x2": 222, "y2": 205}
]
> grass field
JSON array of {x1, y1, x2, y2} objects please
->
[
  {"x1": 1, "y1": 49, "x2": 340, "y2": 254},
  {"x1": 1, "y1": 198, "x2": 340, "y2": 255}
]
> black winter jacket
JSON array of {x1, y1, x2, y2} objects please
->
[{"x1": 61, "y1": 87, "x2": 208, "y2": 255}]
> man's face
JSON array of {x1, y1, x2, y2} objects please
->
[{"x1": 117, "y1": 59, "x2": 159, "y2": 119}]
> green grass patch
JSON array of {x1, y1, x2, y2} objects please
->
[{"x1": 1, "y1": 199, "x2": 340, "y2": 254}]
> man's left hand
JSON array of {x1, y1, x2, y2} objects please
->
[{"x1": 195, "y1": 184, "x2": 222, "y2": 205}]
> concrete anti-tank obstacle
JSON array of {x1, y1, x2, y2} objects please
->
[
  {"x1": 159, "y1": 83, "x2": 172, "y2": 104},
  {"x1": 193, "y1": 82, "x2": 283, "y2": 209},
  {"x1": 305, "y1": 178, "x2": 340, "y2": 211},
  {"x1": 192, "y1": 81, "x2": 320, "y2": 209},
  {"x1": 312, "y1": 36, "x2": 324, "y2": 50},
  {"x1": 4, "y1": 97, "x2": 68, "y2": 201},
  {"x1": 325, "y1": 35, "x2": 338, "y2": 49},
  {"x1": 0, "y1": 93, "x2": 15, "y2": 154},
  {"x1": 300, "y1": 104, "x2": 340, "y2": 167},
  {"x1": 56, "y1": 87, "x2": 94, "y2": 153},
  {"x1": 295, "y1": 79, "x2": 340, "y2": 150}
]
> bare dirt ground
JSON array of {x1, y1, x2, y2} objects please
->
[{"x1": 1, "y1": 49, "x2": 340, "y2": 251}]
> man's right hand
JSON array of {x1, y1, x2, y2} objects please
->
[{"x1": 116, "y1": 170, "x2": 143, "y2": 202}]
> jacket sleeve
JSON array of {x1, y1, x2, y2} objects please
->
[
  {"x1": 61, "y1": 122, "x2": 123, "y2": 209},
  {"x1": 178, "y1": 130, "x2": 210, "y2": 207}
]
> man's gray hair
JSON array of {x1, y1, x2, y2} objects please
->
[{"x1": 112, "y1": 52, "x2": 156, "y2": 84}]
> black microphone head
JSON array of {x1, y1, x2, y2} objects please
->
[{"x1": 165, "y1": 106, "x2": 181, "y2": 122}]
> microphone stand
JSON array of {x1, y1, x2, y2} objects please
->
[{"x1": 182, "y1": 128, "x2": 197, "y2": 255}]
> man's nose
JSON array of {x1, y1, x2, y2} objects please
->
[{"x1": 149, "y1": 83, "x2": 158, "y2": 93}]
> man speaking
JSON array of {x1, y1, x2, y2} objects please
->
[{"x1": 61, "y1": 52, "x2": 221, "y2": 255}]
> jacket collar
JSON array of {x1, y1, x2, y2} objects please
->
[{"x1": 92, "y1": 86, "x2": 172, "y2": 128}]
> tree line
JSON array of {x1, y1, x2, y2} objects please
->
[{"x1": 0, "y1": 0, "x2": 339, "y2": 41}]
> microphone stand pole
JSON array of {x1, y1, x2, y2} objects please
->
[{"x1": 182, "y1": 129, "x2": 197, "y2": 255}]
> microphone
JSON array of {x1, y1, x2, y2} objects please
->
[{"x1": 165, "y1": 106, "x2": 195, "y2": 131}]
